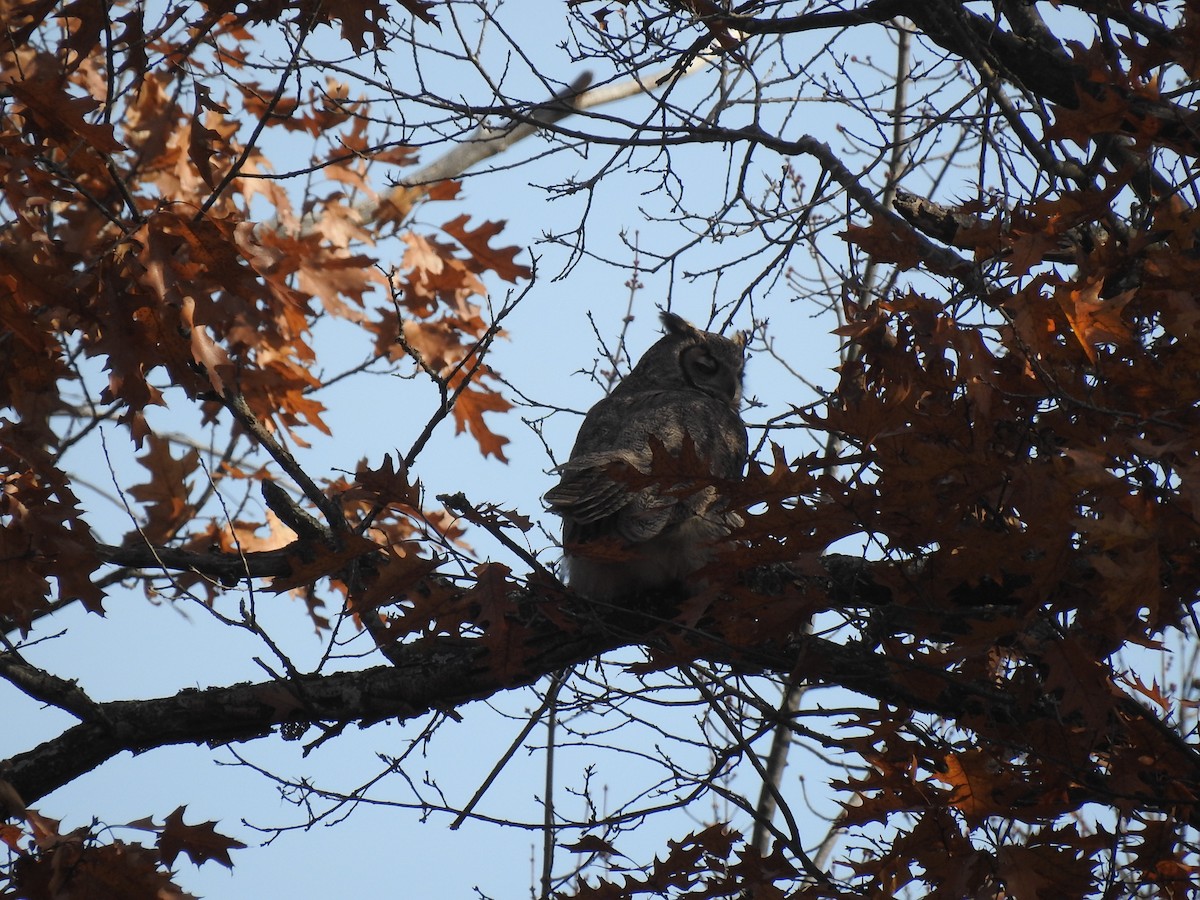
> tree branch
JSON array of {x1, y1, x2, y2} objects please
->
[
  {"x1": 7, "y1": 554, "x2": 1199, "y2": 825},
  {"x1": 0, "y1": 653, "x2": 109, "y2": 726},
  {"x1": 96, "y1": 542, "x2": 301, "y2": 580}
]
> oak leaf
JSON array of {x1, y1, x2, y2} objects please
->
[
  {"x1": 5, "y1": 76, "x2": 123, "y2": 155},
  {"x1": 936, "y1": 750, "x2": 1016, "y2": 827},
  {"x1": 265, "y1": 532, "x2": 381, "y2": 594},
  {"x1": 1119, "y1": 672, "x2": 1170, "y2": 713},
  {"x1": 996, "y1": 844, "x2": 1095, "y2": 900},
  {"x1": 15, "y1": 839, "x2": 186, "y2": 900},
  {"x1": 0, "y1": 427, "x2": 104, "y2": 626},
  {"x1": 355, "y1": 543, "x2": 441, "y2": 614},
  {"x1": 180, "y1": 296, "x2": 235, "y2": 395},
  {"x1": 1054, "y1": 278, "x2": 1133, "y2": 363},
  {"x1": 462, "y1": 562, "x2": 529, "y2": 680},
  {"x1": 222, "y1": 511, "x2": 298, "y2": 554},
  {"x1": 127, "y1": 434, "x2": 199, "y2": 544},
  {"x1": 841, "y1": 217, "x2": 926, "y2": 271},
  {"x1": 1005, "y1": 226, "x2": 1063, "y2": 278},
  {"x1": 0, "y1": 525, "x2": 53, "y2": 632},
  {"x1": 452, "y1": 381, "x2": 512, "y2": 462},
  {"x1": 157, "y1": 806, "x2": 246, "y2": 869},
  {"x1": 348, "y1": 454, "x2": 422, "y2": 510},
  {"x1": 441, "y1": 214, "x2": 532, "y2": 283}
]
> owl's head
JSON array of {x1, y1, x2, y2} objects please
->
[{"x1": 619, "y1": 311, "x2": 746, "y2": 406}]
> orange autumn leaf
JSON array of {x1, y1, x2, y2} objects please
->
[
  {"x1": 936, "y1": 750, "x2": 1002, "y2": 826},
  {"x1": 452, "y1": 381, "x2": 512, "y2": 462},
  {"x1": 441, "y1": 214, "x2": 532, "y2": 283},
  {"x1": 127, "y1": 434, "x2": 199, "y2": 544},
  {"x1": 1054, "y1": 278, "x2": 1133, "y2": 363}
]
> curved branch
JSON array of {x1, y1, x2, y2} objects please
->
[{"x1": 7, "y1": 555, "x2": 1199, "y2": 826}]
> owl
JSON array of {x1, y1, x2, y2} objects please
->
[{"x1": 545, "y1": 311, "x2": 748, "y2": 601}]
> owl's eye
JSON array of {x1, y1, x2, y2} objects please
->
[{"x1": 689, "y1": 350, "x2": 719, "y2": 374}]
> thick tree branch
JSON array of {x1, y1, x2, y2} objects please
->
[
  {"x1": 892, "y1": 188, "x2": 1094, "y2": 263},
  {"x1": 0, "y1": 653, "x2": 109, "y2": 726},
  {"x1": 96, "y1": 542, "x2": 301, "y2": 580},
  {"x1": 7, "y1": 555, "x2": 1199, "y2": 825},
  {"x1": 694, "y1": 0, "x2": 909, "y2": 37},
  {"x1": 366, "y1": 71, "x2": 597, "y2": 230},
  {"x1": 1, "y1": 602, "x2": 598, "y2": 807}
]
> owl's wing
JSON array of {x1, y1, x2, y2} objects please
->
[
  {"x1": 544, "y1": 451, "x2": 639, "y2": 525},
  {"x1": 546, "y1": 392, "x2": 746, "y2": 546},
  {"x1": 545, "y1": 448, "x2": 672, "y2": 542}
]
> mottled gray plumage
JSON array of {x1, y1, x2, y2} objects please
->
[{"x1": 545, "y1": 312, "x2": 748, "y2": 600}]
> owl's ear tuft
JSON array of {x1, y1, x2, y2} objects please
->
[{"x1": 660, "y1": 310, "x2": 697, "y2": 337}]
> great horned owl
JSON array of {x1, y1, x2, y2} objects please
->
[{"x1": 545, "y1": 311, "x2": 748, "y2": 600}]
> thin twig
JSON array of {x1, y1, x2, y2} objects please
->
[
  {"x1": 540, "y1": 669, "x2": 568, "y2": 899},
  {"x1": 449, "y1": 672, "x2": 565, "y2": 831}
]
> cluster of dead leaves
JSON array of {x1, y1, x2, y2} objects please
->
[
  {"x1": 1, "y1": 3, "x2": 535, "y2": 889},
  {"x1": 1, "y1": 806, "x2": 243, "y2": 900},
  {"x1": 561, "y1": 824, "x2": 805, "y2": 899},
  {"x1": 821, "y1": 26, "x2": 1200, "y2": 898},
  {"x1": 0, "y1": 0, "x2": 531, "y2": 631},
  {"x1": 809, "y1": 259, "x2": 1200, "y2": 892}
]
